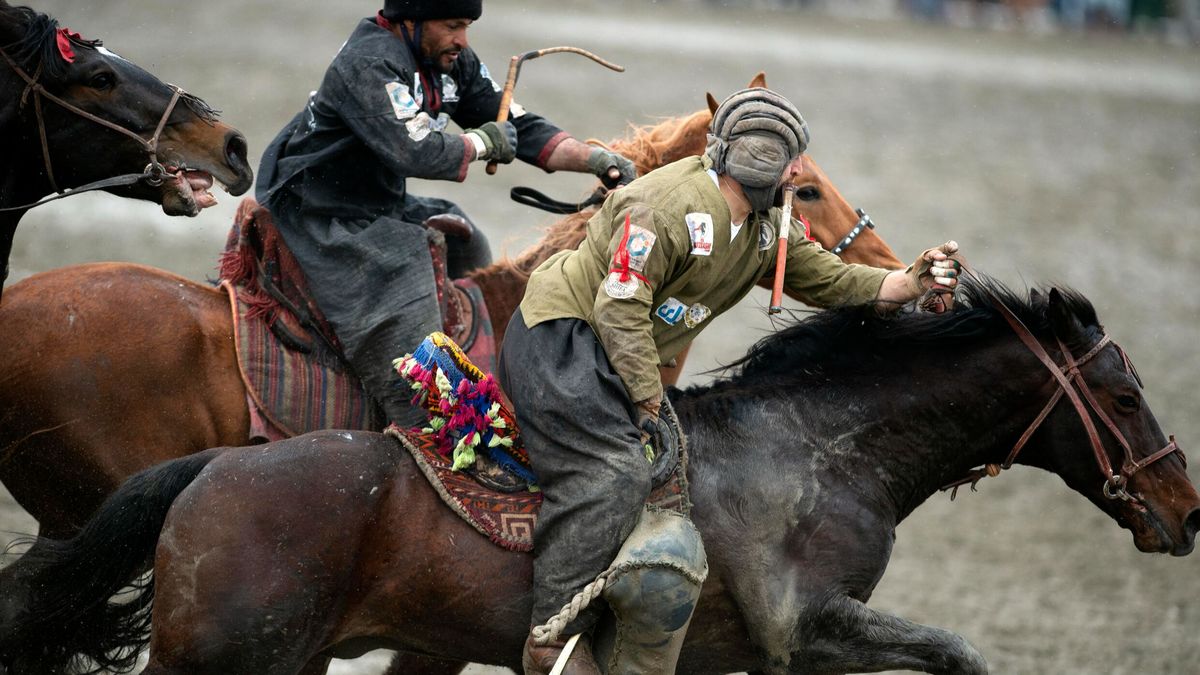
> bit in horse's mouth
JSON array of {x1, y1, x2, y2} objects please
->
[{"x1": 164, "y1": 166, "x2": 219, "y2": 209}]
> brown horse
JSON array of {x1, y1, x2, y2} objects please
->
[
  {"x1": 3, "y1": 278, "x2": 1194, "y2": 674},
  {"x1": 0, "y1": 1, "x2": 252, "y2": 295},
  {"x1": 0, "y1": 106, "x2": 902, "y2": 543}
]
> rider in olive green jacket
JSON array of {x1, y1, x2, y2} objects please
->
[{"x1": 500, "y1": 87, "x2": 961, "y2": 674}]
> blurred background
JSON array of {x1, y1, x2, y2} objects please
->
[{"x1": 3, "y1": 0, "x2": 1198, "y2": 673}]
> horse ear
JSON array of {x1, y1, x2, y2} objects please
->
[
  {"x1": 1029, "y1": 288, "x2": 1042, "y2": 304},
  {"x1": 1047, "y1": 288, "x2": 1083, "y2": 344},
  {"x1": 749, "y1": 72, "x2": 767, "y2": 88},
  {"x1": 706, "y1": 92, "x2": 719, "y2": 115}
]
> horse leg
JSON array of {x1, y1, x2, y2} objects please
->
[
  {"x1": 383, "y1": 652, "x2": 472, "y2": 674},
  {"x1": 798, "y1": 594, "x2": 988, "y2": 675}
]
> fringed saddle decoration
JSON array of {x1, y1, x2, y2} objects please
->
[
  {"x1": 392, "y1": 332, "x2": 535, "y2": 487},
  {"x1": 387, "y1": 333, "x2": 692, "y2": 552}
]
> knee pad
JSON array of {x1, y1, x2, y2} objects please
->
[{"x1": 593, "y1": 507, "x2": 707, "y2": 675}]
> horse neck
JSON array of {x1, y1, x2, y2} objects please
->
[
  {"x1": 467, "y1": 210, "x2": 592, "y2": 343},
  {"x1": 678, "y1": 336, "x2": 1057, "y2": 525}
]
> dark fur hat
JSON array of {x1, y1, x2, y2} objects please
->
[{"x1": 382, "y1": 0, "x2": 482, "y2": 21}]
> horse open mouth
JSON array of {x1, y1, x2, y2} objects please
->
[
  {"x1": 158, "y1": 166, "x2": 221, "y2": 216},
  {"x1": 168, "y1": 167, "x2": 218, "y2": 209}
]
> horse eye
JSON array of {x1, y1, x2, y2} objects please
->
[
  {"x1": 1116, "y1": 394, "x2": 1140, "y2": 412},
  {"x1": 89, "y1": 72, "x2": 115, "y2": 91},
  {"x1": 794, "y1": 186, "x2": 820, "y2": 202}
]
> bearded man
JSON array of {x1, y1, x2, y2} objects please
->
[{"x1": 256, "y1": 0, "x2": 635, "y2": 436}]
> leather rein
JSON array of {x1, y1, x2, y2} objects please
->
[
  {"x1": 0, "y1": 45, "x2": 183, "y2": 213},
  {"x1": 942, "y1": 265, "x2": 1185, "y2": 506}
]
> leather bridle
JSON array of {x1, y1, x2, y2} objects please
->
[
  {"x1": 831, "y1": 208, "x2": 876, "y2": 256},
  {"x1": 0, "y1": 44, "x2": 184, "y2": 212},
  {"x1": 943, "y1": 269, "x2": 1185, "y2": 506}
]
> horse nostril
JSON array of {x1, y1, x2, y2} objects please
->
[
  {"x1": 225, "y1": 132, "x2": 249, "y2": 167},
  {"x1": 1186, "y1": 507, "x2": 1200, "y2": 543}
]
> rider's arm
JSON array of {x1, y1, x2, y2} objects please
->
[
  {"x1": 320, "y1": 56, "x2": 474, "y2": 181},
  {"x1": 449, "y1": 50, "x2": 570, "y2": 169},
  {"x1": 776, "y1": 215, "x2": 890, "y2": 308},
  {"x1": 591, "y1": 204, "x2": 677, "y2": 406}
]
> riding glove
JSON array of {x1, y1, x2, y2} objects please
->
[
  {"x1": 635, "y1": 397, "x2": 661, "y2": 463},
  {"x1": 904, "y1": 241, "x2": 960, "y2": 296},
  {"x1": 466, "y1": 121, "x2": 518, "y2": 164},
  {"x1": 587, "y1": 147, "x2": 638, "y2": 188}
]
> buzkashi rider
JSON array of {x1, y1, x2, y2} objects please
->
[
  {"x1": 498, "y1": 87, "x2": 961, "y2": 673},
  {"x1": 255, "y1": 0, "x2": 636, "y2": 439}
]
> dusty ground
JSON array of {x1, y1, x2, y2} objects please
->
[{"x1": 2, "y1": 1, "x2": 1198, "y2": 673}]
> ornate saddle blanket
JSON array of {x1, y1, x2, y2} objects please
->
[
  {"x1": 387, "y1": 333, "x2": 690, "y2": 552},
  {"x1": 218, "y1": 197, "x2": 498, "y2": 440}
]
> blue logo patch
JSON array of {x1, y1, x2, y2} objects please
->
[{"x1": 655, "y1": 297, "x2": 687, "y2": 325}]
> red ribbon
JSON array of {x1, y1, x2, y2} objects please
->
[
  {"x1": 56, "y1": 28, "x2": 83, "y2": 63},
  {"x1": 609, "y1": 212, "x2": 650, "y2": 286},
  {"x1": 797, "y1": 214, "x2": 813, "y2": 242},
  {"x1": 613, "y1": 213, "x2": 633, "y2": 282}
]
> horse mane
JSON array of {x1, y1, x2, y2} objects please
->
[
  {"x1": 1, "y1": 4, "x2": 80, "y2": 80},
  {"x1": 476, "y1": 109, "x2": 714, "y2": 284},
  {"x1": 706, "y1": 275, "x2": 1101, "y2": 389}
]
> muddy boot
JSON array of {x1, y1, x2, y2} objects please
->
[{"x1": 522, "y1": 633, "x2": 601, "y2": 675}]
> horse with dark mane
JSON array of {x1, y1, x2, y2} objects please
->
[
  {"x1": 2, "y1": 277, "x2": 1194, "y2": 674},
  {"x1": 0, "y1": 79, "x2": 903, "y2": 547},
  {"x1": 0, "y1": 1, "x2": 252, "y2": 293}
]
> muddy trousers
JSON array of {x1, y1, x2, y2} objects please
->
[
  {"x1": 271, "y1": 192, "x2": 492, "y2": 428},
  {"x1": 498, "y1": 309, "x2": 652, "y2": 633}
]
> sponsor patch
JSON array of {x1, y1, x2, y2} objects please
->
[
  {"x1": 442, "y1": 75, "x2": 460, "y2": 103},
  {"x1": 758, "y1": 221, "x2": 775, "y2": 251},
  {"x1": 685, "y1": 212, "x2": 714, "y2": 256},
  {"x1": 405, "y1": 112, "x2": 449, "y2": 141},
  {"x1": 480, "y1": 63, "x2": 502, "y2": 92},
  {"x1": 509, "y1": 101, "x2": 528, "y2": 119},
  {"x1": 385, "y1": 81, "x2": 419, "y2": 120},
  {"x1": 625, "y1": 226, "x2": 657, "y2": 272},
  {"x1": 655, "y1": 298, "x2": 687, "y2": 326},
  {"x1": 603, "y1": 272, "x2": 639, "y2": 299},
  {"x1": 684, "y1": 303, "x2": 711, "y2": 329}
]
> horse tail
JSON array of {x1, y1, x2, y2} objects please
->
[{"x1": 0, "y1": 447, "x2": 224, "y2": 674}]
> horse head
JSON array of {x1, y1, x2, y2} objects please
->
[
  {"x1": 0, "y1": 3, "x2": 252, "y2": 217},
  {"x1": 1015, "y1": 287, "x2": 1199, "y2": 555}
]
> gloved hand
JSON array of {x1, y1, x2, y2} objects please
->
[
  {"x1": 466, "y1": 121, "x2": 518, "y2": 164},
  {"x1": 904, "y1": 241, "x2": 961, "y2": 296},
  {"x1": 587, "y1": 147, "x2": 637, "y2": 189},
  {"x1": 635, "y1": 397, "x2": 661, "y2": 463},
  {"x1": 904, "y1": 241, "x2": 960, "y2": 314}
]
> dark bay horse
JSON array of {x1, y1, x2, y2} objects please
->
[
  {"x1": 3, "y1": 278, "x2": 1195, "y2": 675},
  {"x1": 0, "y1": 106, "x2": 902, "y2": 541},
  {"x1": 0, "y1": 1, "x2": 253, "y2": 294}
]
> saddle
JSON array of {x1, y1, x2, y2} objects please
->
[
  {"x1": 387, "y1": 332, "x2": 689, "y2": 552},
  {"x1": 217, "y1": 197, "x2": 498, "y2": 441}
]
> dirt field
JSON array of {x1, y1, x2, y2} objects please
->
[{"x1": 3, "y1": 1, "x2": 1198, "y2": 673}]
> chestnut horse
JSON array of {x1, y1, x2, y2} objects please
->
[
  {"x1": 0, "y1": 108, "x2": 901, "y2": 543},
  {"x1": 0, "y1": 1, "x2": 252, "y2": 295},
  {"x1": 2, "y1": 278, "x2": 1194, "y2": 675}
]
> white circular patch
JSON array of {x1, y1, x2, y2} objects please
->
[{"x1": 603, "y1": 272, "x2": 639, "y2": 299}]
